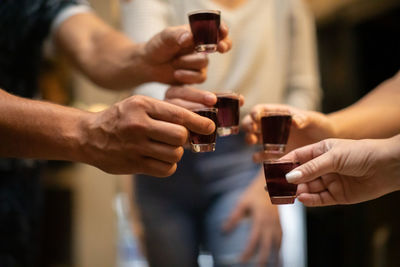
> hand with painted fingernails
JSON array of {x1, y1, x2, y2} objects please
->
[{"x1": 281, "y1": 135, "x2": 400, "y2": 206}]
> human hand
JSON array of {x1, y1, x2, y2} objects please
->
[
  {"x1": 282, "y1": 135, "x2": 400, "y2": 206},
  {"x1": 241, "y1": 104, "x2": 336, "y2": 162},
  {"x1": 164, "y1": 86, "x2": 245, "y2": 110},
  {"x1": 141, "y1": 24, "x2": 231, "y2": 85},
  {"x1": 79, "y1": 95, "x2": 215, "y2": 176},
  {"x1": 222, "y1": 174, "x2": 282, "y2": 265}
]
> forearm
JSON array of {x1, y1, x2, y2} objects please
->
[
  {"x1": 55, "y1": 13, "x2": 150, "y2": 90},
  {"x1": 329, "y1": 72, "x2": 400, "y2": 139},
  {"x1": 0, "y1": 89, "x2": 88, "y2": 162}
]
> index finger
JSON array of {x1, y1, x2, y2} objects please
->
[
  {"x1": 282, "y1": 140, "x2": 336, "y2": 184},
  {"x1": 147, "y1": 98, "x2": 215, "y2": 135},
  {"x1": 165, "y1": 86, "x2": 217, "y2": 106}
]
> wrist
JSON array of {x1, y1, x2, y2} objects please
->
[
  {"x1": 130, "y1": 42, "x2": 153, "y2": 85},
  {"x1": 71, "y1": 110, "x2": 97, "y2": 166}
]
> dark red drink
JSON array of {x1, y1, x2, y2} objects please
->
[
  {"x1": 263, "y1": 160, "x2": 299, "y2": 204},
  {"x1": 188, "y1": 10, "x2": 220, "y2": 53},
  {"x1": 214, "y1": 93, "x2": 240, "y2": 136},
  {"x1": 189, "y1": 108, "x2": 218, "y2": 152},
  {"x1": 261, "y1": 112, "x2": 292, "y2": 153}
]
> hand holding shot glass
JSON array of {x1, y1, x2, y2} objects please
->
[
  {"x1": 189, "y1": 107, "x2": 218, "y2": 152},
  {"x1": 188, "y1": 10, "x2": 221, "y2": 53}
]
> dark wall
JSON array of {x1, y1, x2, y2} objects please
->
[{"x1": 308, "y1": 4, "x2": 400, "y2": 267}]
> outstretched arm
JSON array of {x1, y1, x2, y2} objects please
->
[
  {"x1": 54, "y1": 12, "x2": 231, "y2": 90},
  {"x1": 243, "y1": 71, "x2": 400, "y2": 160},
  {"x1": 0, "y1": 89, "x2": 215, "y2": 176}
]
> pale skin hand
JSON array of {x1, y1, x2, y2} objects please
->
[
  {"x1": 281, "y1": 135, "x2": 400, "y2": 206},
  {"x1": 222, "y1": 172, "x2": 282, "y2": 265},
  {"x1": 55, "y1": 13, "x2": 232, "y2": 90},
  {"x1": 0, "y1": 89, "x2": 215, "y2": 176},
  {"x1": 241, "y1": 104, "x2": 336, "y2": 162}
]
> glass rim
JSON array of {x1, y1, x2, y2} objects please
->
[
  {"x1": 260, "y1": 110, "x2": 292, "y2": 117},
  {"x1": 191, "y1": 107, "x2": 218, "y2": 113},
  {"x1": 187, "y1": 9, "x2": 221, "y2": 16},
  {"x1": 215, "y1": 91, "x2": 239, "y2": 98},
  {"x1": 263, "y1": 159, "x2": 300, "y2": 165}
]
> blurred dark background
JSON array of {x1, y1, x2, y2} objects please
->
[{"x1": 309, "y1": 0, "x2": 400, "y2": 266}]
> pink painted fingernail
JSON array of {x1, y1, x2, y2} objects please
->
[{"x1": 286, "y1": 170, "x2": 302, "y2": 183}]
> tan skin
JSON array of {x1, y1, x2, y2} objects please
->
[
  {"x1": 0, "y1": 12, "x2": 232, "y2": 176},
  {"x1": 243, "y1": 71, "x2": 400, "y2": 163},
  {"x1": 55, "y1": 13, "x2": 232, "y2": 89}
]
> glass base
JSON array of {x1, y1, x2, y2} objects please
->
[
  {"x1": 195, "y1": 44, "x2": 217, "y2": 53},
  {"x1": 263, "y1": 144, "x2": 286, "y2": 153},
  {"x1": 191, "y1": 143, "x2": 215, "y2": 153},
  {"x1": 217, "y1": 126, "x2": 239, "y2": 137},
  {"x1": 270, "y1": 196, "x2": 296, "y2": 205}
]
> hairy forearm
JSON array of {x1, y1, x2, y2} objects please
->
[
  {"x1": 328, "y1": 72, "x2": 400, "y2": 139},
  {"x1": 0, "y1": 89, "x2": 88, "y2": 162},
  {"x1": 55, "y1": 13, "x2": 150, "y2": 90}
]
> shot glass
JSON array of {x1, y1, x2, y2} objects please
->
[
  {"x1": 189, "y1": 107, "x2": 218, "y2": 152},
  {"x1": 214, "y1": 92, "x2": 240, "y2": 136},
  {"x1": 188, "y1": 10, "x2": 221, "y2": 53},
  {"x1": 260, "y1": 111, "x2": 292, "y2": 154},
  {"x1": 263, "y1": 159, "x2": 300, "y2": 205}
]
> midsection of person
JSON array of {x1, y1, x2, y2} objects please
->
[{"x1": 122, "y1": 0, "x2": 318, "y2": 265}]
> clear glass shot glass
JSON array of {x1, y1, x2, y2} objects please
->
[
  {"x1": 214, "y1": 92, "x2": 240, "y2": 136},
  {"x1": 188, "y1": 10, "x2": 221, "y2": 53},
  {"x1": 263, "y1": 159, "x2": 300, "y2": 205},
  {"x1": 189, "y1": 107, "x2": 218, "y2": 152},
  {"x1": 260, "y1": 111, "x2": 292, "y2": 155}
]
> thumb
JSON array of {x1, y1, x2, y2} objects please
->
[
  {"x1": 146, "y1": 26, "x2": 193, "y2": 61},
  {"x1": 285, "y1": 152, "x2": 335, "y2": 184}
]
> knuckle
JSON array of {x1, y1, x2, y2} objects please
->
[
  {"x1": 165, "y1": 86, "x2": 178, "y2": 99},
  {"x1": 303, "y1": 160, "x2": 319, "y2": 176},
  {"x1": 128, "y1": 95, "x2": 148, "y2": 109},
  {"x1": 176, "y1": 128, "x2": 188, "y2": 145}
]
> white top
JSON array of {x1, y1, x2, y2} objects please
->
[{"x1": 121, "y1": 0, "x2": 321, "y2": 115}]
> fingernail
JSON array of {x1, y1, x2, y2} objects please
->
[
  {"x1": 286, "y1": 170, "x2": 302, "y2": 183},
  {"x1": 208, "y1": 121, "x2": 216, "y2": 133},
  {"x1": 204, "y1": 93, "x2": 216, "y2": 104},
  {"x1": 178, "y1": 32, "x2": 190, "y2": 46}
]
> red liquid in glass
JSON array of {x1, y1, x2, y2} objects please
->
[
  {"x1": 189, "y1": 12, "x2": 220, "y2": 48},
  {"x1": 189, "y1": 109, "x2": 218, "y2": 144},
  {"x1": 261, "y1": 114, "x2": 292, "y2": 145},
  {"x1": 264, "y1": 161, "x2": 299, "y2": 204},
  {"x1": 214, "y1": 96, "x2": 239, "y2": 127}
]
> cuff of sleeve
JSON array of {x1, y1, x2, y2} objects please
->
[{"x1": 50, "y1": 4, "x2": 93, "y2": 37}]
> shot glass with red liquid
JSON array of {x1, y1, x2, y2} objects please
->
[
  {"x1": 263, "y1": 159, "x2": 300, "y2": 205},
  {"x1": 214, "y1": 92, "x2": 240, "y2": 136},
  {"x1": 189, "y1": 107, "x2": 218, "y2": 152},
  {"x1": 260, "y1": 111, "x2": 292, "y2": 155},
  {"x1": 188, "y1": 10, "x2": 221, "y2": 53}
]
